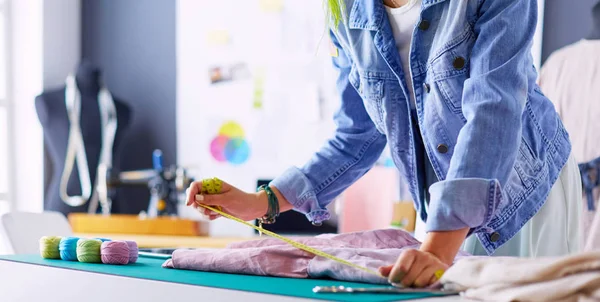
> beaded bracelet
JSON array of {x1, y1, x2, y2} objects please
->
[{"x1": 257, "y1": 185, "x2": 279, "y2": 229}]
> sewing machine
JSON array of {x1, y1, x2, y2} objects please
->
[{"x1": 96, "y1": 149, "x2": 195, "y2": 218}]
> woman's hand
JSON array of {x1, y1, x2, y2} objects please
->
[
  {"x1": 185, "y1": 179, "x2": 266, "y2": 221},
  {"x1": 185, "y1": 179, "x2": 294, "y2": 222},
  {"x1": 379, "y1": 249, "x2": 449, "y2": 288}
]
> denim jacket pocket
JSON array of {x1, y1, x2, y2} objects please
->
[
  {"x1": 428, "y1": 25, "x2": 475, "y2": 117},
  {"x1": 349, "y1": 67, "x2": 385, "y2": 132},
  {"x1": 514, "y1": 138, "x2": 544, "y2": 188},
  {"x1": 504, "y1": 137, "x2": 544, "y2": 202}
]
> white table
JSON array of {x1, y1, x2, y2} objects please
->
[{"x1": 0, "y1": 258, "x2": 465, "y2": 302}]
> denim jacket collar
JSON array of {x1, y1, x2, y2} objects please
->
[
  {"x1": 348, "y1": 0, "x2": 384, "y2": 30},
  {"x1": 348, "y1": 0, "x2": 448, "y2": 30}
]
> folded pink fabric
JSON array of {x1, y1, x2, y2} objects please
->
[{"x1": 162, "y1": 229, "x2": 471, "y2": 284}]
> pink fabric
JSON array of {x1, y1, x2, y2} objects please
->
[{"x1": 162, "y1": 229, "x2": 471, "y2": 284}]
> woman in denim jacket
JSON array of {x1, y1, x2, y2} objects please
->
[{"x1": 187, "y1": 0, "x2": 582, "y2": 288}]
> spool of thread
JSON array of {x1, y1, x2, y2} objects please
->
[
  {"x1": 39, "y1": 236, "x2": 62, "y2": 259},
  {"x1": 76, "y1": 239, "x2": 102, "y2": 263},
  {"x1": 101, "y1": 241, "x2": 130, "y2": 265},
  {"x1": 94, "y1": 238, "x2": 112, "y2": 242},
  {"x1": 125, "y1": 241, "x2": 139, "y2": 263},
  {"x1": 59, "y1": 237, "x2": 80, "y2": 261}
]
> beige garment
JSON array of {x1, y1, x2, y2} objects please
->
[
  {"x1": 539, "y1": 39, "x2": 600, "y2": 164},
  {"x1": 539, "y1": 39, "x2": 600, "y2": 247},
  {"x1": 441, "y1": 252, "x2": 600, "y2": 302}
]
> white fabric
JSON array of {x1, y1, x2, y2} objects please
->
[
  {"x1": 539, "y1": 39, "x2": 600, "y2": 164},
  {"x1": 462, "y1": 154, "x2": 582, "y2": 257},
  {"x1": 385, "y1": 0, "x2": 421, "y2": 108},
  {"x1": 440, "y1": 251, "x2": 600, "y2": 302}
]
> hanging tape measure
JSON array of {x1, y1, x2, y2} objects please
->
[{"x1": 196, "y1": 178, "x2": 383, "y2": 278}]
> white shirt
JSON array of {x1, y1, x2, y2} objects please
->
[
  {"x1": 539, "y1": 39, "x2": 600, "y2": 163},
  {"x1": 385, "y1": 0, "x2": 422, "y2": 108}
]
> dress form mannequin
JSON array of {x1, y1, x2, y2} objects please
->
[
  {"x1": 35, "y1": 61, "x2": 131, "y2": 215},
  {"x1": 588, "y1": 1, "x2": 600, "y2": 40}
]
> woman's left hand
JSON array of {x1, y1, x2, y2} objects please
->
[{"x1": 379, "y1": 249, "x2": 449, "y2": 288}]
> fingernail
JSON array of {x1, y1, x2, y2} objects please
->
[
  {"x1": 195, "y1": 194, "x2": 204, "y2": 201},
  {"x1": 390, "y1": 282, "x2": 404, "y2": 288}
]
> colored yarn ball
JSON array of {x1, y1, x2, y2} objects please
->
[
  {"x1": 201, "y1": 177, "x2": 223, "y2": 195},
  {"x1": 94, "y1": 238, "x2": 112, "y2": 242},
  {"x1": 59, "y1": 237, "x2": 80, "y2": 261},
  {"x1": 101, "y1": 241, "x2": 130, "y2": 265},
  {"x1": 125, "y1": 241, "x2": 139, "y2": 263},
  {"x1": 76, "y1": 239, "x2": 102, "y2": 263},
  {"x1": 39, "y1": 236, "x2": 62, "y2": 259}
]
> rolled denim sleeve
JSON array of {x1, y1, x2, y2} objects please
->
[
  {"x1": 270, "y1": 31, "x2": 387, "y2": 224},
  {"x1": 425, "y1": 0, "x2": 537, "y2": 232}
]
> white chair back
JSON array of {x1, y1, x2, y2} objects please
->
[{"x1": 0, "y1": 211, "x2": 73, "y2": 254}]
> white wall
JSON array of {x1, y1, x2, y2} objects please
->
[
  {"x1": 8, "y1": 0, "x2": 80, "y2": 213},
  {"x1": 9, "y1": 0, "x2": 44, "y2": 213}
]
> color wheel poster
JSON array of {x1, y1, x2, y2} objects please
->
[{"x1": 209, "y1": 121, "x2": 251, "y2": 165}]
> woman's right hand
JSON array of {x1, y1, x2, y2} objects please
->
[{"x1": 185, "y1": 179, "x2": 267, "y2": 221}]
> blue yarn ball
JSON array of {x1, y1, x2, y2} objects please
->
[
  {"x1": 94, "y1": 238, "x2": 112, "y2": 242},
  {"x1": 59, "y1": 237, "x2": 80, "y2": 261}
]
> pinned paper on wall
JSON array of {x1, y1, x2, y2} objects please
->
[
  {"x1": 252, "y1": 68, "x2": 266, "y2": 109},
  {"x1": 210, "y1": 121, "x2": 251, "y2": 165},
  {"x1": 259, "y1": 0, "x2": 284, "y2": 12},
  {"x1": 206, "y1": 29, "x2": 231, "y2": 45},
  {"x1": 209, "y1": 63, "x2": 251, "y2": 84}
]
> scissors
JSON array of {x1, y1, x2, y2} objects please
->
[{"x1": 312, "y1": 285, "x2": 459, "y2": 295}]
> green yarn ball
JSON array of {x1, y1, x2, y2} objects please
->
[
  {"x1": 76, "y1": 239, "x2": 102, "y2": 263},
  {"x1": 202, "y1": 177, "x2": 223, "y2": 195},
  {"x1": 39, "y1": 236, "x2": 62, "y2": 259}
]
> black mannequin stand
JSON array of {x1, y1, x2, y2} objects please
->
[{"x1": 35, "y1": 61, "x2": 131, "y2": 215}]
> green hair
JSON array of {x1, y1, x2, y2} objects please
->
[{"x1": 324, "y1": 0, "x2": 346, "y2": 30}]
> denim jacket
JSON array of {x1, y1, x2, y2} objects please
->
[{"x1": 271, "y1": 0, "x2": 571, "y2": 255}]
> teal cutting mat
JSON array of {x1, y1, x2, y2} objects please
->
[{"x1": 0, "y1": 254, "x2": 448, "y2": 301}]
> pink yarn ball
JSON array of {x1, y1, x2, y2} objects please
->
[
  {"x1": 101, "y1": 241, "x2": 130, "y2": 265},
  {"x1": 125, "y1": 241, "x2": 139, "y2": 263}
]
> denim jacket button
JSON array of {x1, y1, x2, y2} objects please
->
[
  {"x1": 437, "y1": 144, "x2": 448, "y2": 154},
  {"x1": 419, "y1": 20, "x2": 430, "y2": 30},
  {"x1": 423, "y1": 83, "x2": 431, "y2": 93},
  {"x1": 490, "y1": 232, "x2": 500, "y2": 242},
  {"x1": 453, "y1": 57, "x2": 466, "y2": 70}
]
